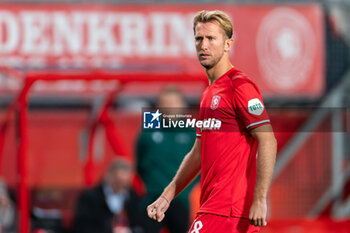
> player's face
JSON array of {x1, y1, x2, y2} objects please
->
[{"x1": 195, "y1": 21, "x2": 229, "y2": 69}]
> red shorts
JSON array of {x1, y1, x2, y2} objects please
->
[{"x1": 188, "y1": 213, "x2": 259, "y2": 233}]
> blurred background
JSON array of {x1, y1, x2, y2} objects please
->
[{"x1": 0, "y1": 0, "x2": 349, "y2": 232}]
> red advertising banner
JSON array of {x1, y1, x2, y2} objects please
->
[{"x1": 0, "y1": 3, "x2": 324, "y2": 97}]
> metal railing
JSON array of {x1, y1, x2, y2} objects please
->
[{"x1": 273, "y1": 69, "x2": 350, "y2": 218}]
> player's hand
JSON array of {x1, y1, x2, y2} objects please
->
[
  {"x1": 249, "y1": 197, "x2": 267, "y2": 227},
  {"x1": 146, "y1": 196, "x2": 170, "y2": 222}
]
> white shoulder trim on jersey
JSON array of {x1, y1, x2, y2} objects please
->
[
  {"x1": 246, "y1": 120, "x2": 270, "y2": 129},
  {"x1": 196, "y1": 133, "x2": 202, "y2": 137}
]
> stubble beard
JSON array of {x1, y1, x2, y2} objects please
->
[
  {"x1": 199, "y1": 53, "x2": 224, "y2": 70},
  {"x1": 201, "y1": 62, "x2": 214, "y2": 70}
]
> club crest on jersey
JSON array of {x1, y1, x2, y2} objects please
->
[
  {"x1": 210, "y1": 95, "x2": 221, "y2": 110},
  {"x1": 248, "y1": 98, "x2": 264, "y2": 115}
]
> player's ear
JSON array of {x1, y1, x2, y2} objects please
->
[{"x1": 224, "y1": 38, "x2": 233, "y2": 52}]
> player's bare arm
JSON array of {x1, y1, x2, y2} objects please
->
[
  {"x1": 146, "y1": 138, "x2": 201, "y2": 222},
  {"x1": 249, "y1": 124, "x2": 277, "y2": 227}
]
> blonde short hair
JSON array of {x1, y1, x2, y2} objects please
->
[{"x1": 193, "y1": 10, "x2": 233, "y2": 39}]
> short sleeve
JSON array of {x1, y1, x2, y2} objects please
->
[{"x1": 233, "y1": 81, "x2": 270, "y2": 130}]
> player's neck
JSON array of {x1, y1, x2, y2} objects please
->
[{"x1": 206, "y1": 60, "x2": 233, "y2": 85}]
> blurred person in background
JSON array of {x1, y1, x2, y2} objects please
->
[
  {"x1": 72, "y1": 158, "x2": 142, "y2": 233},
  {"x1": 0, "y1": 178, "x2": 15, "y2": 233},
  {"x1": 147, "y1": 10, "x2": 276, "y2": 233},
  {"x1": 137, "y1": 85, "x2": 197, "y2": 233}
]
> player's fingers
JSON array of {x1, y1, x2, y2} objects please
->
[
  {"x1": 147, "y1": 209, "x2": 154, "y2": 219},
  {"x1": 152, "y1": 207, "x2": 158, "y2": 220},
  {"x1": 146, "y1": 205, "x2": 153, "y2": 217},
  {"x1": 259, "y1": 218, "x2": 266, "y2": 227},
  {"x1": 254, "y1": 219, "x2": 258, "y2": 226},
  {"x1": 146, "y1": 206, "x2": 152, "y2": 217},
  {"x1": 155, "y1": 204, "x2": 164, "y2": 220},
  {"x1": 147, "y1": 202, "x2": 158, "y2": 210},
  {"x1": 249, "y1": 214, "x2": 256, "y2": 226},
  {"x1": 250, "y1": 218, "x2": 256, "y2": 226},
  {"x1": 156, "y1": 212, "x2": 163, "y2": 222},
  {"x1": 146, "y1": 204, "x2": 153, "y2": 212},
  {"x1": 147, "y1": 204, "x2": 157, "y2": 219},
  {"x1": 258, "y1": 216, "x2": 267, "y2": 226},
  {"x1": 249, "y1": 218, "x2": 253, "y2": 226},
  {"x1": 157, "y1": 212, "x2": 165, "y2": 222},
  {"x1": 249, "y1": 212, "x2": 253, "y2": 221},
  {"x1": 257, "y1": 218, "x2": 262, "y2": 227}
]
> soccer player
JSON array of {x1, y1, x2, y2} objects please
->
[{"x1": 146, "y1": 10, "x2": 277, "y2": 233}]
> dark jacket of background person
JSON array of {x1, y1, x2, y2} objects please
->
[
  {"x1": 72, "y1": 158, "x2": 143, "y2": 233},
  {"x1": 73, "y1": 183, "x2": 142, "y2": 233}
]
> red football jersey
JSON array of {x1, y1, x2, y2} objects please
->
[{"x1": 196, "y1": 67, "x2": 270, "y2": 218}]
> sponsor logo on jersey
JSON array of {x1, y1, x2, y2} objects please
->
[
  {"x1": 210, "y1": 95, "x2": 221, "y2": 110},
  {"x1": 248, "y1": 98, "x2": 264, "y2": 115}
]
